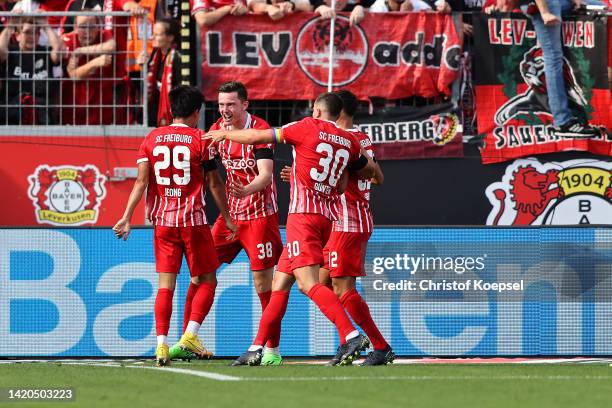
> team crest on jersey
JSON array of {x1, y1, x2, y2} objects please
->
[
  {"x1": 486, "y1": 158, "x2": 612, "y2": 225},
  {"x1": 28, "y1": 165, "x2": 107, "y2": 226},
  {"x1": 296, "y1": 16, "x2": 368, "y2": 87}
]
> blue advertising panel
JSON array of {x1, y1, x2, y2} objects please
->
[{"x1": 1, "y1": 227, "x2": 611, "y2": 357}]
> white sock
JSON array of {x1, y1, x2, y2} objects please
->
[
  {"x1": 263, "y1": 346, "x2": 279, "y2": 355},
  {"x1": 185, "y1": 321, "x2": 201, "y2": 335},
  {"x1": 157, "y1": 335, "x2": 168, "y2": 346},
  {"x1": 345, "y1": 330, "x2": 359, "y2": 342},
  {"x1": 248, "y1": 345, "x2": 263, "y2": 352}
]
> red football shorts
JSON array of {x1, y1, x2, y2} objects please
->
[
  {"x1": 322, "y1": 231, "x2": 371, "y2": 278},
  {"x1": 212, "y1": 214, "x2": 283, "y2": 271},
  {"x1": 277, "y1": 213, "x2": 332, "y2": 274},
  {"x1": 154, "y1": 225, "x2": 220, "y2": 276}
]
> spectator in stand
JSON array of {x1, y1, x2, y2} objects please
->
[
  {"x1": 368, "y1": 0, "x2": 414, "y2": 12},
  {"x1": 138, "y1": 16, "x2": 181, "y2": 127},
  {"x1": 249, "y1": 0, "x2": 312, "y2": 20},
  {"x1": 0, "y1": 16, "x2": 62, "y2": 124},
  {"x1": 191, "y1": 0, "x2": 249, "y2": 28},
  {"x1": 61, "y1": 12, "x2": 127, "y2": 124},
  {"x1": 514, "y1": 0, "x2": 600, "y2": 136},
  {"x1": 311, "y1": 0, "x2": 379, "y2": 26}
]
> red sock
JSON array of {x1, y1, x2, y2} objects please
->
[
  {"x1": 258, "y1": 290, "x2": 271, "y2": 311},
  {"x1": 340, "y1": 289, "x2": 388, "y2": 350},
  {"x1": 257, "y1": 290, "x2": 276, "y2": 348},
  {"x1": 188, "y1": 282, "x2": 216, "y2": 324},
  {"x1": 182, "y1": 282, "x2": 198, "y2": 333},
  {"x1": 254, "y1": 290, "x2": 289, "y2": 347},
  {"x1": 307, "y1": 284, "x2": 355, "y2": 342},
  {"x1": 155, "y1": 288, "x2": 174, "y2": 335}
]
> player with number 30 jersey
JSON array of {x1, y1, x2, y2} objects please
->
[{"x1": 205, "y1": 92, "x2": 376, "y2": 367}]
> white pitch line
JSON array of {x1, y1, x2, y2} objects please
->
[
  {"x1": 241, "y1": 375, "x2": 612, "y2": 382},
  {"x1": 127, "y1": 366, "x2": 242, "y2": 381}
]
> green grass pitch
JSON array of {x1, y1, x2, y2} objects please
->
[{"x1": 1, "y1": 360, "x2": 612, "y2": 408}]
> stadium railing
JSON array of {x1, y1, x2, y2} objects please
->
[{"x1": 0, "y1": 11, "x2": 148, "y2": 132}]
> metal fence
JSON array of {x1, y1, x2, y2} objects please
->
[{"x1": 0, "y1": 11, "x2": 148, "y2": 127}]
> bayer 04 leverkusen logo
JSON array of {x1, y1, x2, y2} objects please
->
[
  {"x1": 28, "y1": 165, "x2": 107, "y2": 226},
  {"x1": 485, "y1": 158, "x2": 611, "y2": 225},
  {"x1": 296, "y1": 16, "x2": 368, "y2": 87}
]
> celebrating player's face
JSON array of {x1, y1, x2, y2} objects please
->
[{"x1": 218, "y1": 92, "x2": 248, "y2": 129}]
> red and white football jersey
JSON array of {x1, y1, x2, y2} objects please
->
[
  {"x1": 210, "y1": 113, "x2": 278, "y2": 221},
  {"x1": 191, "y1": 0, "x2": 245, "y2": 13},
  {"x1": 137, "y1": 124, "x2": 216, "y2": 227},
  {"x1": 335, "y1": 129, "x2": 374, "y2": 233},
  {"x1": 274, "y1": 118, "x2": 362, "y2": 221}
]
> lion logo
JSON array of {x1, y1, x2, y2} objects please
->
[{"x1": 486, "y1": 159, "x2": 611, "y2": 225}]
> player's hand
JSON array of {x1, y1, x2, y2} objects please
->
[
  {"x1": 224, "y1": 217, "x2": 238, "y2": 241},
  {"x1": 112, "y1": 218, "x2": 131, "y2": 241},
  {"x1": 541, "y1": 12, "x2": 561, "y2": 26},
  {"x1": 229, "y1": 180, "x2": 250, "y2": 198},
  {"x1": 203, "y1": 130, "x2": 227, "y2": 142},
  {"x1": 280, "y1": 165, "x2": 291, "y2": 183}
]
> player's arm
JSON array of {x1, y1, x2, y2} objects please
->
[
  {"x1": 205, "y1": 168, "x2": 238, "y2": 238},
  {"x1": 350, "y1": 148, "x2": 376, "y2": 180},
  {"x1": 113, "y1": 161, "x2": 149, "y2": 240},
  {"x1": 205, "y1": 128, "x2": 275, "y2": 145},
  {"x1": 338, "y1": 170, "x2": 349, "y2": 194},
  {"x1": 229, "y1": 156, "x2": 274, "y2": 198},
  {"x1": 370, "y1": 159, "x2": 384, "y2": 185}
]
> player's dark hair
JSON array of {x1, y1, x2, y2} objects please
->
[
  {"x1": 169, "y1": 85, "x2": 204, "y2": 118},
  {"x1": 157, "y1": 16, "x2": 180, "y2": 46},
  {"x1": 315, "y1": 92, "x2": 343, "y2": 120},
  {"x1": 218, "y1": 81, "x2": 248, "y2": 101},
  {"x1": 334, "y1": 90, "x2": 359, "y2": 117}
]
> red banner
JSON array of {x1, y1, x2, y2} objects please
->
[
  {"x1": 0, "y1": 136, "x2": 146, "y2": 226},
  {"x1": 200, "y1": 12, "x2": 461, "y2": 100},
  {"x1": 474, "y1": 14, "x2": 612, "y2": 164}
]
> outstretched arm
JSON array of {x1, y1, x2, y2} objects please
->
[{"x1": 205, "y1": 128, "x2": 275, "y2": 145}]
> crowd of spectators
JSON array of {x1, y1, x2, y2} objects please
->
[{"x1": 0, "y1": 0, "x2": 609, "y2": 127}]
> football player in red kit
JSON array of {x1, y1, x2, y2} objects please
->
[
  {"x1": 113, "y1": 86, "x2": 236, "y2": 366},
  {"x1": 206, "y1": 92, "x2": 376, "y2": 366}
]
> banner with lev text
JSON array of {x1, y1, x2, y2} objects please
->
[
  {"x1": 474, "y1": 14, "x2": 612, "y2": 164},
  {"x1": 354, "y1": 103, "x2": 464, "y2": 160},
  {"x1": 200, "y1": 13, "x2": 461, "y2": 101}
]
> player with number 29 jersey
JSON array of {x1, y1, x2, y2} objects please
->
[{"x1": 137, "y1": 124, "x2": 217, "y2": 227}]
